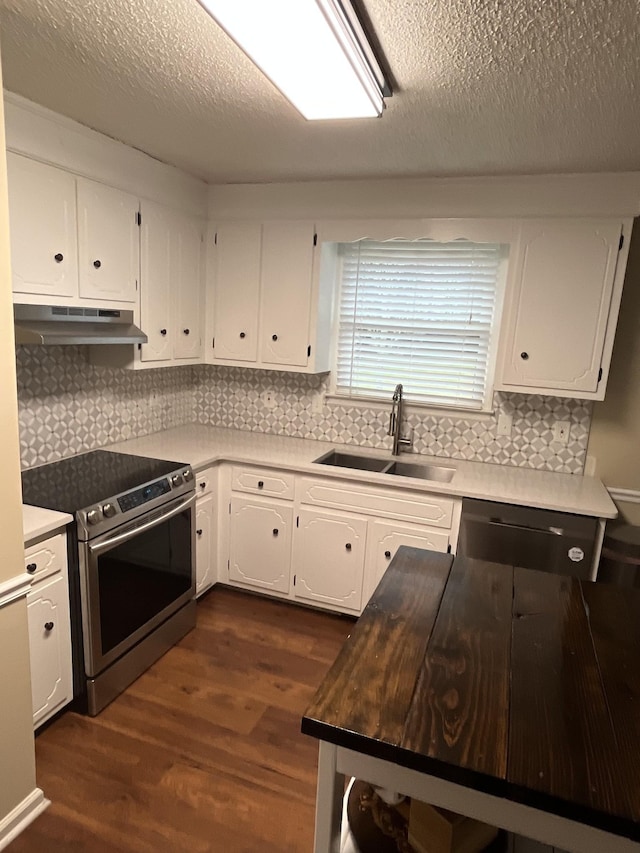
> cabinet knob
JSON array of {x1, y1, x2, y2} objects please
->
[
  {"x1": 239, "y1": 332, "x2": 246, "y2": 339},
  {"x1": 520, "y1": 351, "x2": 529, "y2": 360},
  {"x1": 200, "y1": 482, "x2": 206, "y2": 489},
  {"x1": 345, "y1": 543, "x2": 352, "y2": 551},
  {"x1": 26, "y1": 562, "x2": 37, "y2": 574},
  {"x1": 272, "y1": 528, "x2": 279, "y2": 536},
  {"x1": 258, "y1": 480, "x2": 264, "y2": 488},
  {"x1": 93, "y1": 259, "x2": 102, "y2": 269},
  {"x1": 196, "y1": 529, "x2": 203, "y2": 536},
  {"x1": 272, "y1": 334, "x2": 278, "y2": 341},
  {"x1": 183, "y1": 328, "x2": 190, "y2": 335},
  {"x1": 384, "y1": 550, "x2": 391, "y2": 559},
  {"x1": 44, "y1": 622, "x2": 54, "y2": 632},
  {"x1": 160, "y1": 329, "x2": 167, "y2": 336},
  {"x1": 54, "y1": 252, "x2": 64, "y2": 263}
]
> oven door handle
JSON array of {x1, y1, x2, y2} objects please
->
[{"x1": 88, "y1": 493, "x2": 196, "y2": 556}]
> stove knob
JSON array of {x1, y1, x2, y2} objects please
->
[
  {"x1": 102, "y1": 502, "x2": 117, "y2": 518},
  {"x1": 183, "y1": 468, "x2": 193, "y2": 482},
  {"x1": 171, "y1": 474, "x2": 183, "y2": 487},
  {"x1": 87, "y1": 508, "x2": 103, "y2": 525}
]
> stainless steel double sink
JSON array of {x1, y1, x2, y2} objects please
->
[{"x1": 313, "y1": 450, "x2": 456, "y2": 483}]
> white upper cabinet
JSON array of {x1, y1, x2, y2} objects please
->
[
  {"x1": 140, "y1": 201, "x2": 203, "y2": 364},
  {"x1": 77, "y1": 178, "x2": 139, "y2": 303},
  {"x1": 208, "y1": 220, "x2": 332, "y2": 372},
  {"x1": 173, "y1": 213, "x2": 204, "y2": 360},
  {"x1": 7, "y1": 153, "x2": 78, "y2": 299},
  {"x1": 259, "y1": 221, "x2": 314, "y2": 367},
  {"x1": 212, "y1": 222, "x2": 261, "y2": 362},
  {"x1": 495, "y1": 219, "x2": 630, "y2": 399}
]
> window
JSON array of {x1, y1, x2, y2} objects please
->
[{"x1": 333, "y1": 239, "x2": 507, "y2": 411}]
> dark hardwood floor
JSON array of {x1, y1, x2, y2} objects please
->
[{"x1": 10, "y1": 587, "x2": 353, "y2": 853}]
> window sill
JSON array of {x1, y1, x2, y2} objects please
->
[{"x1": 323, "y1": 393, "x2": 495, "y2": 422}]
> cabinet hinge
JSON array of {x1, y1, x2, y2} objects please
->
[
  {"x1": 619, "y1": 234, "x2": 624, "y2": 251},
  {"x1": 212, "y1": 337, "x2": 215, "y2": 349},
  {"x1": 598, "y1": 366, "x2": 603, "y2": 383},
  {"x1": 307, "y1": 345, "x2": 311, "y2": 357},
  {"x1": 313, "y1": 233, "x2": 318, "y2": 246},
  {"x1": 137, "y1": 343, "x2": 142, "y2": 351},
  {"x1": 296, "y1": 515, "x2": 299, "y2": 527},
  {"x1": 447, "y1": 544, "x2": 452, "y2": 554},
  {"x1": 229, "y1": 502, "x2": 231, "y2": 514},
  {"x1": 293, "y1": 574, "x2": 296, "y2": 586},
  {"x1": 227, "y1": 559, "x2": 230, "y2": 570},
  {"x1": 136, "y1": 211, "x2": 142, "y2": 226},
  {"x1": 214, "y1": 232, "x2": 218, "y2": 245},
  {"x1": 135, "y1": 279, "x2": 138, "y2": 291}
]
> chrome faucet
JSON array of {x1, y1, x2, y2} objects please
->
[{"x1": 388, "y1": 383, "x2": 413, "y2": 456}]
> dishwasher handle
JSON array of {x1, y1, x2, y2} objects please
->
[{"x1": 487, "y1": 518, "x2": 564, "y2": 536}]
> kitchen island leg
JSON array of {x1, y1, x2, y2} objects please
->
[{"x1": 314, "y1": 741, "x2": 343, "y2": 853}]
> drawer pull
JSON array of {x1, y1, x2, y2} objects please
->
[
  {"x1": 26, "y1": 563, "x2": 37, "y2": 574},
  {"x1": 520, "y1": 351, "x2": 529, "y2": 360},
  {"x1": 93, "y1": 259, "x2": 102, "y2": 269},
  {"x1": 258, "y1": 481, "x2": 264, "y2": 488},
  {"x1": 200, "y1": 482, "x2": 206, "y2": 489},
  {"x1": 183, "y1": 328, "x2": 190, "y2": 335},
  {"x1": 160, "y1": 328, "x2": 167, "y2": 336},
  {"x1": 384, "y1": 550, "x2": 391, "y2": 559},
  {"x1": 239, "y1": 332, "x2": 246, "y2": 339},
  {"x1": 272, "y1": 528, "x2": 279, "y2": 537},
  {"x1": 44, "y1": 622, "x2": 54, "y2": 632},
  {"x1": 54, "y1": 252, "x2": 64, "y2": 263},
  {"x1": 272, "y1": 334, "x2": 278, "y2": 341},
  {"x1": 196, "y1": 529, "x2": 203, "y2": 536},
  {"x1": 345, "y1": 543, "x2": 352, "y2": 551}
]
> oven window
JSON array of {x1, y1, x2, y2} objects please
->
[{"x1": 96, "y1": 509, "x2": 192, "y2": 655}]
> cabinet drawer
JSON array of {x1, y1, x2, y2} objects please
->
[
  {"x1": 297, "y1": 477, "x2": 455, "y2": 529},
  {"x1": 231, "y1": 466, "x2": 295, "y2": 500},
  {"x1": 24, "y1": 533, "x2": 66, "y2": 584},
  {"x1": 195, "y1": 467, "x2": 215, "y2": 498}
]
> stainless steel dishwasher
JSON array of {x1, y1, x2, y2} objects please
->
[{"x1": 458, "y1": 498, "x2": 598, "y2": 579}]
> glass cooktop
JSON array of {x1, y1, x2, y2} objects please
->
[{"x1": 21, "y1": 450, "x2": 187, "y2": 514}]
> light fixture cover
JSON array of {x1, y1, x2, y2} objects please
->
[{"x1": 198, "y1": 0, "x2": 389, "y2": 120}]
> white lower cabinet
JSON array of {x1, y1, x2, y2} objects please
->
[
  {"x1": 195, "y1": 493, "x2": 215, "y2": 597},
  {"x1": 293, "y1": 508, "x2": 368, "y2": 613},
  {"x1": 228, "y1": 496, "x2": 293, "y2": 593},
  {"x1": 364, "y1": 519, "x2": 450, "y2": 605},
  {"x1": 27, "y1": 570, "x2": 72, "y2": 728}
]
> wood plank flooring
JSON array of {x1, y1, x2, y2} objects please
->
[{"x1": 10, "y1": 587, "x2": 354, "y2": 853}]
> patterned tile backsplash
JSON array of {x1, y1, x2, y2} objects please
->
[{"x1": 17, "y1": 348, "x2": 592, "y2": 474}]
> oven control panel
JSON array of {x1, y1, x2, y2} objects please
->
[{"x1": 118, "y1": 478, "x2": 171, "y2": 513}]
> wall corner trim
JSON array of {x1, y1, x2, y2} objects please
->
[
  {"x1": 0, "y1": 573, "x2": 33, "y2": 609},
  {"x1": 0, "y1": 788, "x2": 49, "y2": 851}
]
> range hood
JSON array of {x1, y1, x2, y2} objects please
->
[{"x1": 14, "y1": 304, "x2": 148, "y2": 346}]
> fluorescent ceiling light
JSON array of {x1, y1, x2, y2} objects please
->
[{"x1": 198, "y1": 0, "x2": 390, "y2": 120}]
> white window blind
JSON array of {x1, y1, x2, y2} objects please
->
[{"x1": 335, "y1": 239, "x2": 505, "y2": 410}]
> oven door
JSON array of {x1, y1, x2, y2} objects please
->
[{"x1": 79, "y1": 492, "x2": 196, "y2": 678}]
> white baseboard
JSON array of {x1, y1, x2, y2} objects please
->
[{"x1": 0, "y1": 788, "x2": 50, "y2": 851}]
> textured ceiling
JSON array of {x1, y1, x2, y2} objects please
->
[{"x1": 0, "y1": 0, "x2": 639, "y2": 184}]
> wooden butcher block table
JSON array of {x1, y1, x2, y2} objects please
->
[{"x1": 302, "y1": 548, "x2": 640, "y2": 853}]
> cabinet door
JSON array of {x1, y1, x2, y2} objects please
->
[
  {"x1": 195, "y1": 494, "x2": 214, "y2": 597},
  {"x1": 173, "y1": 213, "x2": 203, "y2": 360},
  {"x1": 7, "y1": 153, "x2": 78, "y2": 298},
  {"x1": 259, "y1": 221, "x2": 314, "y2": 367},
  {"x1": 140, "y1": 200, "x2": 172, "y2": 361},
  {"x1": 228, "y1": 497, "x2": 292, "y2": 593},
  {"x1": 27, "y1": 573, "x2": 72, "y2": 727},
  {"x1": 366, "y1": 520, "x2": 450, "y2": 604},
  {"x1": 77, "y1": 179, "x2": 139, "y2": 303},
  {"x1": 213, "y1": 223, "x2": 261, "y2": 361},
  {"x1": 499, "y1": 220, "x2": 622, "y2": 394},
  {"x1": 293, "y1": 508, "x2": 367, "y2": 612}
]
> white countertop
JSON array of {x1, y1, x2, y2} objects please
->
[
  {"x1": 23, "y1": 504, "x2": 73, "y2": 544},
  {"x1": 106, "y1": 424, "x2": 617, "y2": 519}
]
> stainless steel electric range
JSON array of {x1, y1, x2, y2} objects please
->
[{"x1": 21, "y1": 449, "x2": 196, "y2": 716}]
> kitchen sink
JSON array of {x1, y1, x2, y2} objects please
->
[
  {"x1": 313, "y1": 450, "x2": 391, "y2": 472},
  {"x1": 384, "y1": 461, "x2": 456, "y2": 482},
  {"x1": 313, "y1": 450, "x2": 456, "y2": 483}
]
